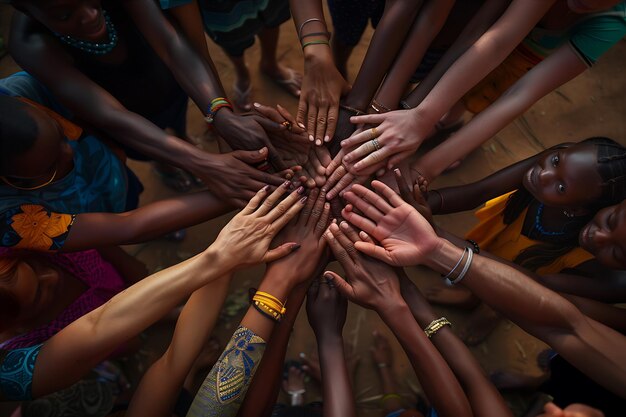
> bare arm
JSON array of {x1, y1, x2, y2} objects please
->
[
  {"x1": 399, "y1": 271, "x2": 512, "y2": 417},
  {"x1": 374, "y1": 0, "x2": 455, "y2": 110},
  {"x1": 414, "y1": 44, "x2": 586, "y2": 180},
  {"x1": 403, "y1": 0, "x2": 512, "y2": 108},
  {"x1": 126, "y1": 275, "x2": 233, "y2": 417},
  {"x1": 62, "y1": 190, "x2": 231, "y2": 252}
]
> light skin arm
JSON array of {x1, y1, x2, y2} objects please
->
[
  {"x1": 341, "y1": 180, "x2": 626, "y2": 398},
  {"x1": 403, "y1": 0, "x2": 512, "y2": 108},
  {"x1": 126, "y1": 274, "x2": 233, "y2": 417},
  {"x1": 30, "y1": 184, "x2": 306, "y2": 398},
  {"x1": 374, "y1": 0, "x2": 455, "y2": 110},
  {"x1": 344, "y1": 0, "x2": 556, "y2": 172},
  {"x1": 414, "y1": 44, "x2": 587, "y2": 180}
]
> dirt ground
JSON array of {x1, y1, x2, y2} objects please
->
[{"x1": 1, "y1": 3, "x2": 625, "y2": 417}]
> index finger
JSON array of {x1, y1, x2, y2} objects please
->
[
  {"x1": 325, "y1": 103, "x2": 339, "y2": 143},
  {"x1": 394, "y1": 168, "x2": 413, "y2": 203},
  {"x1": 253, "y1": 102, "x2": 283, "y2": 123},
  {"x1": 340, "y1": 127, "x2": 378, "y2": 150},
  {"x1": 371, "y1": 181, "x2": 406, "y2": 208},
  {"x1": 350, "y1": 113, "x2": 386, "y2": 126},
  {"x1": 277, "y1": 104, "x2": 305, "y2": 134}
]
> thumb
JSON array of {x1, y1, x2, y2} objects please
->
[
  {"x1": 323, "y1": 271, "x2": 352, "y2": 299},
  {"x1": 233, "y1": 147, "x2": 268, "y2": 164},
  {"x1": 264, "y1": 242, "x2": 301, "y2": 263}
]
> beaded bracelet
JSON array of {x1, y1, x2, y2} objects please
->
[
  {"x1": 205, "y1": 97, "x2": 233, "y2": 125},
  {"x1": 466, "y1": 239, "x2": 480, "y2": 254},
  {"x1": 252, "y1": 300, "x2": 282, "y2": 322}
]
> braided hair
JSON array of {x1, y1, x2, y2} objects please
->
[{"x1": 503, "y1": 137, "x2": 626, "y2": 271}]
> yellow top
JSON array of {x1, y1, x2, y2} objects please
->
[{"x1": 465, "y1": 191, "x2": 594, "y2": 275}]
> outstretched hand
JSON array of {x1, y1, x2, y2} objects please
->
[
  {"x1": 323, "y1": 222, "x2": 402, "y2": 311},
  {"x1": 340, "y1": 181, "x2": 441, "y2": 267},
  {"x1": 306, "y1": 275, "x2": 348, "y2": 339},
  {"x1": 211, "y1": 181, "x2": 307, "y2": 270}
]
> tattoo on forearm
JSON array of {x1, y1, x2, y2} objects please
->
[{"x1": 186, "y1": 326, "x2": 266, "y2": 417}]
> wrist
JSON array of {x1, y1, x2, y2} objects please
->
[
  {"x1": 212, "y1": 106, "x2": 236, "y2": 130},
  {"x1": 200, "y1": 246, "x2": 235, "y2": 277},
  {"x1": 423, "y1": 238, "x2": 464, "y2": 274},
  {"x1": 377, "y1": 296, "x2": 411, "y2": 323},
  {"x1": 258, "y1": 268, "x2": 296, "y2": 303},
  {"x1": 303, "y1": 43, "x2": 333, "y2": 63},
  {"x1": 315, "y1": 330, "x2": 343, "y2": 345}
]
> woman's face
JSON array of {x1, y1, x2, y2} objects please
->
[
  {"x1": 579, "y1": 200, "x2": 626, "y2": 269},
  {"x1": 522, "y1": 145, "x2": 603, "y2": 209},
  {"x1": 2, "y1": 261, "x2": 60, "y2": 324},
  {"x1": 4, "y1": 106, "x2": 73, "y2": 186},
  {"x1": 21, "y1": 0, "x2": 107, "y2": 42}
]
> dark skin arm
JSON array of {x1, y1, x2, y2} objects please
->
[
  {"x1": 237, "y1": 188, "x2": 331, "y2": 417},
  {"x1": 340, "y1": 181, "x2": 626, "y2": 398},
  {"x1": 538, "y1": 266, "x2": 626, "y2": 303},
  {"x1": 9, "y1": 15, "x2": 285, "y2": 206},
  {"x1": 399, "y1": 271, "x2": 513, "y2": 417},
  {"x1": 323, "y1": 224, "x2": 473, "y2": 417},
  {"x1": 374, "y1": 0, "x2": 455, "y2": 110},
  {"x1": 559, "y1": 294, "x2": 626, "y2": 333},
  {"x1": 306, "y1": 275, "x2": 355, "y2": 417},
  {"x1": 403, "y1": 0, "x2": 512, "y2": 108}
]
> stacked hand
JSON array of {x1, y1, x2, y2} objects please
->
[
  {"x1": 306, "y1": 275, "x2": 348, "y2": 339},
  {"x1": 211, "y1": 181, "x2": 307, "y2": 270}
]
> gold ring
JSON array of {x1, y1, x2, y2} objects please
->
[
  {"x1": 372, "y1": 138, "x2": 381, "y2": 151},
  {"x1": 281, "y1": 120, "x2": 292, "y2": 131},
  {"x1": 370, "y1": 127, "x2": 378, "y2": 139}
]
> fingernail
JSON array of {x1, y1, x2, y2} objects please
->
[
  {"x1": 299, "y1": 352, "x2": 306, "y2": 359},
  {"x1": 324, "y1": 135, "x2": 330, "y2": 142},
  {"x1": 321, "y1": 187, "x2": 327, "y2": 193},
  {"x1": 291, "y1": 243, "x2": 301, "y2": 251},
  {"x1": 261, "y1": 185, "x2": 270, "y2": 192},
  {"x1": 332, "y1": 218, "x2": 337, "y2": 224},
  {"x1": 343, "y1": 156, "x2": 350, "y2": 162},
  {"x1": 309, "y1": 134, "x2": 314, "y2": 142},
  {"x1": 394, "y1": 168, "x2": 401, "y2": 175},
  {"x1": 297, "y1": 186, "x2": 305, "y2": 194},
  {"x1": 324, "y1": 203, "x2": 330, "y2": 209},
  {"x1": 259, "y1": 147, "x2": 267, "y2": 154},
  {"x1": 324, "y1": 273, "x2": 334, "y2": 281},
  {"x1": 283, "y1": 180, "x2": 291, "y2": 188},
  {"x1": 300, "y1": 196, "x2": 308, "y2": 204},
  {"x1": 315, "y1": 139, "x2": 321, "y2": 146},
  {"x1": 340, "y1": 221, "x2": 348, "y2": 229},
  {"x1": 286, "y1": 173, "x2": 293, "y2": 179},
  {"x1": 341, "y1": 140, "x2": 346, "y2": 146},
  {"x1": 298, "y1": 122, "x2": 305, "y2": 129},
  {"x1": 253, "y1": 102, "x2": 261, "y2": 108}
]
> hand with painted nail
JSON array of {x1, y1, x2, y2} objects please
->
[
  {"x1": 306, "y1": 275, "x2": 348, "y2": 339},
  {"x1": 211, "y1": 181, "x2": 307, "y2": 271},
  {"x1": 340, "y1": 181, "x2": 441, "y2": 267},
  {"x1": 298, "y1": 51, "x2": 351, "y2": 146},
  {"x1": 323, "y1": 222, "x2": 402, "y2": 311},
  {"x1": 267, "y1": 187, "x2": 332, "y2": 283},
  {"x1": 340, "y1": 109, "x2": 433, "y2": 174}
]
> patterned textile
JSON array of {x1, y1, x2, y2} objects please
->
[
  {"x1": 23, "y1": 379, "x2": 115, "y2": 417},
  {"x1": 0, "y1": 248, "x2": 125, "y2": 349},
  {"x1": 0, "y1": 205, "x2": 75, "y2": 252},
  {"x1": 0, "y1": 344, "x2": 42, "y2": 400},
  {"x1": 186, "y1": 326, "x2": 266, "y2": 417}
]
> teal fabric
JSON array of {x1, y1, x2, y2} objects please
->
[
  {"x1": 159, "y1": 0, "x2": 193, "y2": 10},
  {"x1": 0, "y1": 344, "x2": 43, "y2": 400}
]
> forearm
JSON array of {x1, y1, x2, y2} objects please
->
[
  {"x1": 237, "y1": 283, "x2": 309, "y2": 417},
  {"x1": 187, "y1": 267, "x2": 297, "y2": 417},
  {"x1": 33, "y1": 249, "x2": 227, "y2": 397},
  {"x1": 127, "y1": 276, "x2": 232, "y2": 417},
  {"x1": 375, "y1": 0, "x2": 454, "y2": 109},
  {"x1": 415, "y1": 0, "x2": 554, "y2": 123},
  {"x1": 344, "y1": 0, "x2": 423, "y2": 110},
  {"x1": 399, "y1": 274, "x2": 511, "y2": 417},
  {"x1": 560, "y1": 294, "x2": 626, "y2": 333},
  {"x1": 379, "y1": 302, "x2": 473, "y2": 417},
  {"x1": 404, "y1": 0, "x2": 511, "y2": 108},
  {"x1": 65, "y1": 191, "x2": 232, "y2": 251},
  {"x1": 317, "y1": 333, "x2": 356, "y2": 417},
  {"x1": 538, "y1": 273, "x2": 626, "y2": 303}
]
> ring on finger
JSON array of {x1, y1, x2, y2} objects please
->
[
  {"x1": 370, "y1": 127, "x2": 378, "y2": 139},
  {"x1": 372, "y1": 138, "x2": 381, "y2": 151},
  {"x1": 281, "y1": 120, "x2": 292, "y2": 131}
]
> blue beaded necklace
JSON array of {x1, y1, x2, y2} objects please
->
[
  {"x1": 534, "y1": 203, "x2": 565, "y2": 236},
  {"x1": 55, "y1": 11, "x2": 118, "y2": 55}
]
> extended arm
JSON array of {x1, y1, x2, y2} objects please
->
[
  {"x1": 126, "y1": 274, "x2": 232, "y2": 417},
  {"x1": 399, "y1": 271, "x2": 512, "y2": 417},
  {"x1": 403, "y1": 0, "x2": 512, "y2": 108},
  {"x1": 374, "y1": 0, "x2": 455, "y2": 110},
  {"x1": 63, "y1": 190, "x2": 231, "y2": 252},
  {"x1": 414, "y1": 44, "x2": 586, "y2": 180}
]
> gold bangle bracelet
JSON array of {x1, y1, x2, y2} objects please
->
[{"x1": 424, "y1": 317, "x2": 451, "y2": 338}]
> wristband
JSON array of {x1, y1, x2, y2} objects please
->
[{"x1": 205, "y1": 97, "x2": 233, "y2": 125}]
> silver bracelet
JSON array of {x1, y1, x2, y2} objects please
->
[
  {"x1": 446, "y1": 247, "x2": 473, "y2": 285},
  {"x1": 443, "y1": 247, "x2": 468, "y2": 280},
  {"x1": 298, "y1": 18, "x2": 326, "y2": 39}
]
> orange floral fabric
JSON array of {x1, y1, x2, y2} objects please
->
[{"x1": 1, "y1": 204, "x2": 75, "y2": 251}]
